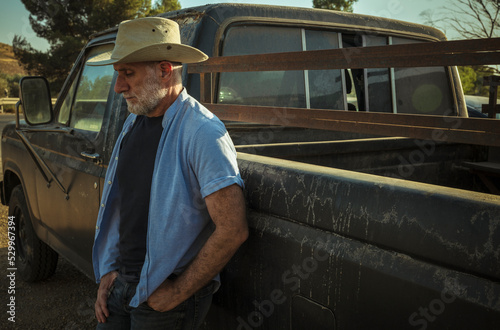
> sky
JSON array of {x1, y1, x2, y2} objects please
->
[{"x1": 0, "y1": 0, "x2": 449, "y2": 52}]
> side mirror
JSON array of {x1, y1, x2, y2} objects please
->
[{"x1": 19, "y1": 76, "x2": 53, "y2": 126}]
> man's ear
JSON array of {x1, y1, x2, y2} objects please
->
[{"x1": 159, "y1": 61, "x2": 173, "y2": 79}]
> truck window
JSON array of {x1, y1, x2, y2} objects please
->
[
  {"x1": 365, "y1": 35, "x2": 392, "y2": 113},
  {"x1": 342, "y1": 34, "x2": 393, "y2": 113},
  {"x1": 392, "y1": 37, "x2": 454, "y2": 115},
  {"x1": 219, "y1": 25, "x2": 304, "y2": 107},
  {"x1": 218, "y1": 25, "x2": 343, "y2": 110},
  {"x1": 58, "y1": 72, "x2": 78, "y2": 125},
  {"x1": 304, "y1": 30, "x2": 343, "y2": 110},
  {"x1": 218, "y1": 25, "x2": 455, "y2": 116},
  {"x1": 57, "y1": 44, "x2": 114, "y2": 133}
]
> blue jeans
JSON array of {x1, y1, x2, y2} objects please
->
[{"x1": 96, "y1": 275, "x2": 214, "y2": 330}]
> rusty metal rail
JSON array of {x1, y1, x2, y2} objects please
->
[
  {"x1": 188, "y1": 37, "x2": 500, "y2": 146},
  {"x1": 188, "y1": 38, "x2": 500, "y2": 73},
  {"x1": 205, "y1": 104, "x2": 500, "y2": 147}
]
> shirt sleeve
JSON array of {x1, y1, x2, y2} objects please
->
[{"x1": 190, "y1": 121, "x2": 244, "y2": 198}]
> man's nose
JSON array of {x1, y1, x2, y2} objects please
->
[{"x1": 114, "y1": 76, "x2": 128, "y2": 94}]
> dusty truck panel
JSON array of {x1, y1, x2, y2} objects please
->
[
  {"x1": 1, "y1": 3, "x2": 499, "y2": 329},
  {"x1": 204, "y1": 153, "x2": 500, "y2": 329},
  {"x1": 213, "y1": 211, "x2": 500, "y2": 329},
  {"x1": 238, "y1": 153, "x2": 500, "y2": 280}
]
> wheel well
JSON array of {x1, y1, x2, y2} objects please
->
[{"x1": 3, "y1": 170, "x2": 21, "y2": 205}]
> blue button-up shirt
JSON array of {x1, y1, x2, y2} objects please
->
[{"x1": 92, "y1": 89, "x2": 243, "y2": 307}]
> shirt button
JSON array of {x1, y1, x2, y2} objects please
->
[
  {"x1": 115, "y1": 157, "x2": 118, "y2": 161},
  {"x1": 101, "y1": 204, "x2": 105, "y2": 208},
  {"x1": 96, "y1": 226, "x2": 99, "y2": 230},
  {"x1": 108, "y1": 181, "x2": 112, "y2": 185}
]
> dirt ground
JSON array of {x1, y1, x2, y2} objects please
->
[{"x1": 0, "y1": 203, "x2": 98, "y2": 329}]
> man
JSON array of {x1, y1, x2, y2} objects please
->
[{"x1": 88, "y1": 17, "x2": 248, "y2": 329}]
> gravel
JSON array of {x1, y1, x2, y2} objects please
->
[{"x1": 0, "y1": 203, "x2": 99, "y2": 329}]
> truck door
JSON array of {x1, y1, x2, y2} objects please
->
[{"x1": 32, "y1": 43, "x2": 116, "y2": 274}]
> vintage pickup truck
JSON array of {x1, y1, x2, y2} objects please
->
[{"x1": 2, "y1": 3, "x2": 499, "y2": 329}]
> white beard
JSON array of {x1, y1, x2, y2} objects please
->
[{"x1": 125, "y1": 67, "x2": 167, "y2": 116}]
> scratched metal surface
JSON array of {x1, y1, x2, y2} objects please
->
[
  {"x1": 237, "y1": 153, "x2": 500, "y2": 281},
  {"x1": 202, "y1": 152, "x2": 500, "y2": 329}
]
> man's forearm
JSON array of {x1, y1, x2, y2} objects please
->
[
  {"x1": 148, "y1": 225, "x2": 247, "y2": 310},
  {"x1": 147, "y1": 184, "x2": 248, "y2": 312}
]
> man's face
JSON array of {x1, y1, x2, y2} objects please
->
[{"x1": 113, "y1": 62, "x2": 167, "y2": 116}]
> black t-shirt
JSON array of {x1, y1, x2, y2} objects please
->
[{"x1": 116, "y1": 115, "x2": 164, "y2": 283}]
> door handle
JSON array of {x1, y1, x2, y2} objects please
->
[{"x1": 81, "y1": 151, "x2": 102, "y2": 164}]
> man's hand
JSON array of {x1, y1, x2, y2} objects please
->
[
  {"x1": 95, "y1": 271, "x2": 118, "y2": 323},
  {"x1": 147, "y1": 278, "x2": 185, "y2": 312}
]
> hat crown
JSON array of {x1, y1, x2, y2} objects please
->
[
  {"x1": 86, "y1": 16, "x2": 208, "y2": 66},
  {"x1": 112, "y1": 17, "x2": 181, "y2": 60}
]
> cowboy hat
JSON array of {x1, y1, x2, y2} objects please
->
[{"x1": 87, "y1": 17, "x2": 208, "y2": 66}]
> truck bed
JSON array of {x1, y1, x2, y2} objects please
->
[{"x1": 232, "y1": 130, "x2": 493, "y2": 194}]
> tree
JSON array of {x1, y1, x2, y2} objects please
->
[
  {"x1": 312, "y1": 0, "x2": 358, "y2": 12},
  {"x1": 459, "y1": 66, "x2": 478, "y2": 94},
  {"x1": 13, "y1": 0, "x2": 180, "y2": 95},
  {"x1": 0, "y1": 73, "x2": 23, "y2": 99},
  {"x1": 458, "y1": 65, "x2": 497, "y2": 96},
  {"x1": 150, "y1": 0, "x2": 181, "y2": 15},
  {"x1": 420, "y1": 0, "x2": 499, "y2": 96},
  {"x1": 420, "y1": 0, "x2": 499, "y2": 39}
]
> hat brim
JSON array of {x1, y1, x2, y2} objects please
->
[{"x1": 87, "y1": 43, "x2": 208, "y2": 66}]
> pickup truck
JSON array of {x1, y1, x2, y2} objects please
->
[{"x1": 2, "y1": 3, "x2": 499, "y2": 329}]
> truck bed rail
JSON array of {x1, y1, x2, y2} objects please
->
[{"x1": 188, "y1": 37, "x2": 500, "y2": 146}]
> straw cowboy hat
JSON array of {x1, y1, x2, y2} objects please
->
[{"x1": 87, "y1": 17, "x2": 208, "y2": 66}]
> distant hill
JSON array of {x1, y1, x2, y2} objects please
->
[{"x1": 0, "y1": 42, "x2": 26, "y2": 76}]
